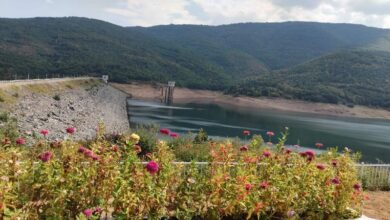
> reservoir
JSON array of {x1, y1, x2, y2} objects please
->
[{"x1": 127, "y1": 99, "x2": 390, "y2": 163}]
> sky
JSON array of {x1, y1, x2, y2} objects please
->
[{"x1": 0, "y1": 0, "x2": 390, "y2": 28}]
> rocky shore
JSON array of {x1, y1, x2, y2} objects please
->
[{"x1": 8, "y1": 80, "x2": 129, "y2": 140}]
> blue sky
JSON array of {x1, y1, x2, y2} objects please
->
[{"x1": 0, "y1": 0, "x2": 390, "y2": 28}]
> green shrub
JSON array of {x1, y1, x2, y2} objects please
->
[{"x1": 53, "y1": 94, "x2": 61, "y2": 101}]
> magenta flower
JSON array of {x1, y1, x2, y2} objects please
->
[
  {"x1": 316, "y1": 163, "x2": 326, "y2": 170},
  {"x1": 266, "y1": 131, "x2": 275, "y2": 137},
  {"x1": 260, "y1": 181, "x2": 269, "y2": 189},
  {"x1": 38, "y1": 151, "x2": 53, "y2": 162},
  {"x1": 169, "y1": 132, "x2": 179, "y2": 138},
  {"x1": 83, "y1": 209, "x2": 93, "y2": 217},
  {"x1": 66, "y1": 127, "x2": 75, "y2": 134},
  {"x1": 16, "y1": 138, "x2": 26, "y2": 145},
  {"x1": 331, "y1": 177, "x2": 341, "y2": 185},
  {"x1": 159, "y1": 128, "x2": 170, "y2": 135},
  {"x1": 315, "y1": 142, "x2": 324, "y2": 148},
  {"x1": 243, "y1": 130, "x2": 251, "y2": 136},
  {"x1": 40, "y1": 129, "x2": 49, "y2": 136},
  {"x1": 244, "y1": 183, "x2": 252, "y2": 191},
  {"x1": 146, "y1": 161, "x2": 159, "y2": 175},
  {"x1": 305, "y1": 150, "x2": 315, "y2": 158},
  {"x1": 240, "y1": 145, "x2": 248, "y2": 151},
  {"x1": 262, "y1": 150, "x2": 271, "y2": 158}
]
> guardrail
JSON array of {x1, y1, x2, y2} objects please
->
[{"x1": 0, "y1": 76, "x2": 95, "y2": 84}]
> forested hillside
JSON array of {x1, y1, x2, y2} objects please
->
[{"x1": 0, "y1": 17, "x2": 390, "y2": 107}]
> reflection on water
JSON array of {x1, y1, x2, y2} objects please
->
[{"x1": 127, "y1": 99, "x2": 390, "y2": 163}]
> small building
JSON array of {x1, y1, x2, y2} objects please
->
[{"x1": 102, "y1": 75, "x2": 109, "y2": 84}]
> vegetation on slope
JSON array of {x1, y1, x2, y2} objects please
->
[
  {"x1": 226, "y1": 50, "x2": 390, "y2": 108},
  {"x1": 1, "y1": 17, "x2": 390, "y2": 106}
]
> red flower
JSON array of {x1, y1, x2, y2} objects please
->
[
  {"x1": 285, "y1": 149, "x2": 292, "y2": 154},
  {"x1": 260, "y1": 181, "x2": 269, "y2": 189},
  {"x1": 40, "y1": 129, "x2": 49, "y2": 136},
  {"x1": 169, "y1": 132, "x2": 179, "y2": 138},
  {"x1": 84, "y1": 150, "x2": 94, "y2": 158},
  {"x1": 331, "y1": 160, "x2": 338, "y2": 167},
  {"x1": 262, "y1": 150, "x2": 271, "y2": 158},
  {"x1": 331, "y1": 177, "x2": 341, "y2": 185},
  {"x1": 243, "y1": 130, "x2": 251, "y2": 136},
  {"x1": 240, "y1": 145, "x2": 248, "y2": 151},
  {"x1": 38, "y1": 151, "x2": 53, "y2": 162},
  {"x1": 245, "y1": 183, "x2": 252, "y2": 191},
  {"x1": 83, "y1": 209, "x2": 93, "y2": 217},
  {"x1": 315, "y1": 142, "x2": 324, "y2": 148},
  {"x1": 146, "y1": 161, "x2": 159, "y2": 175},
  {"x1": 134, "y1": 144, "x2": 142, "y2": 154},
  {"x1": 16, "y1": 138, "x2": 26, "y2": 145},
  {"x1": 111, "y1": 145, "x2": 119, "y2": 152},
  {"x1": 159, "y1": 128, "x2": 170, "y2": 135},
  {"x1": 353, "y1": 183, "x2": 361, "y2": 191},
  {"x1": 266, "y1": 131, "x2": 274, "y2": 137},
  {"x1": 66, "y1": 127, "x2": 75, "y2": 134},
  {"x1": 316, "y1": 163, "x2": 326, "y2": 170}
]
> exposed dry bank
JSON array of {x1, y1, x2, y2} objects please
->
[
  {"x1": 112, "y1": 82, "x2": 390, "y2": 120},
  {"x1": 0, "y1": 78, "x2": 129, "y2": 140}
]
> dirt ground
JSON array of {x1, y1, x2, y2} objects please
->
[
  {"x1": 111, "y1": 82, "x2": 390, "y2": 120},
  {"x1": 364, "y1": 191, "x2": 390, "y2": 220}
]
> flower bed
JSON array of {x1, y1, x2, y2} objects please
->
[{"x1": 0, "y1": 127, "x2": 364, "y2": 219}]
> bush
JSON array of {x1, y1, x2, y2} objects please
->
[
  {"x1": 0, "y1": 127, "x2": 364, "y2": 219},
  {"x1": 53, "y1": 94, "x2": 60, "y2": 101}
]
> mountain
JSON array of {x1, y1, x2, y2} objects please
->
[
  {"x1": 226, "y1": 50, "x2": 390, "y2": 107},
  {"x1": 0, "y1": 17, "x2": 390, "y2": 107}
]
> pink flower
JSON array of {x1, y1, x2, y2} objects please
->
[
  {"x1": 159, "y1": 128, "x2": 170, "y2": 135},
  {"x1": 40, "y1": 129, "x2": 49, "y2": 136},
  {"x1": 66, "y1": 127, "x2": 75, "y2": 134},
  {"x1": 287, "y1": 210, "x2": 296, "y2": 218},
  {"x1": 260, "y1": 181, "x2": 269, "y2": 189},
  {"x1": 245, "y1": 183, "x2": 252, "y2": 191},
  {"x1": 84, "y1": 150, "x2": 94, "y2": 158},
  {"x1": 16, "y1": 138, "x2": 26, "y2": 145},
  {"x1": 169, "y1": 132, "x2": 179, "y2": 138},
  {"x1": 91, "y1": 154, "x2": 100, "y2": 161},
  {"x1": 38, "y1": 151, "x2": 53, "y2": 162},
  {"x1": 240, "y1": 145, "x2": 248, "y2": 151},
  {"x1": 78, "y1": 146, "x2": 87, "y2": 153},
  {"x1": 316, "y1": 163, "x2": 326, "y2": 170},
  {"x1": 353, "y1": 183, "x2": 362, "y2": 191},
  {"x1": 262, "y1": 150, "x2": 271, "y2": 158},
  {"x1": 315, "y1": 142, "x2": 324, "y2": 148},
  {"x1": 243, "y1": 130, "x2": 251, "y2": 136},
  {"x1": 146, "y1": 161, "x2": 159, "y2": 175},
  {"x1": 266, "y1": 131, "x2": 275, "y2": 137},
  {"x1": 331, "y1": 177, "x2": 341, "y2": 185},
  {"x1": 266, "y1": 141, "x2": 273, "y2": 146},
  {"x1": 83, "y1": 209, "x2": 93, "y2": 217}
]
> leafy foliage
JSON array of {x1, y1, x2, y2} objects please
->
[{"x1": 0, "y1": 124, "x2": 365, "y2": 219}]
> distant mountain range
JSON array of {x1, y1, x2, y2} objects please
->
[{"x1": 0, "y1": 17, "x2": 389, "y2": 107}]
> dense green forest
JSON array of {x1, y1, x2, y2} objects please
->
[{"x1": 0, "y1": 17, "x2": 390, "y2": 107}]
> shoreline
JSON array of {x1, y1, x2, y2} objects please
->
[{"x1": 111, "y1": 82, "x2": 390, "y2": 120}]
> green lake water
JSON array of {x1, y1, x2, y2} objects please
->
[{"x1": 127, "y1": 99, "x2": 390, "y2": 163}]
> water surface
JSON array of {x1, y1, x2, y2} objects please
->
[{"x1": 127, "y1": 99, "x2": 390, "y2": 163}]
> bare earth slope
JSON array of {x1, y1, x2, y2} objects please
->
[
  {"x1": 111, "y1": 82, "x2": 390, "y2": 120},
  {"x1": 0, "y1": 78, "x2": 129, "y2": 140}
]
